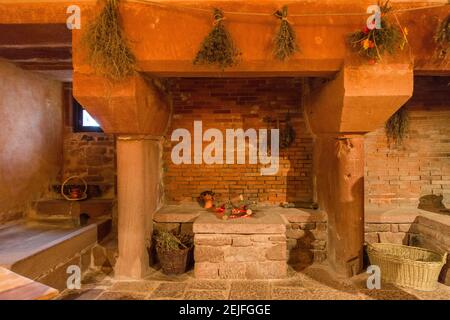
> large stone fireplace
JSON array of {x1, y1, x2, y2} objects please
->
[
  {"x1": 74, "y1": 67, "x2": 413, "y2": 280},
  {"x1": 65, "y1": 0, "x2": 450, "y2": 281}
]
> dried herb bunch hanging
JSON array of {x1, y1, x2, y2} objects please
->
[
  {"x1": 348, "y1": 1, "x2": 406, "y2": 61},
  {"x1": 273, "y1": 6, "x2": 298, "y2": 61},
  {"x1": 434, "y1": 15, "x2": 450, "y2": 59},
  {"x1": 82, "y1": 0, "x2": 136, "y2": 80},
  {"x1": 385, "y1": 107, "x2": 408, "y2": 147},
  {"x1": 194, "y1": 8, "x2": 239, "y2": 68}
]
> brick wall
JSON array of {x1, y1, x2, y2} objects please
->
[
  {"x1": 365, "y1": 76, "x2": 450, "y2": 208},
  {"x1": 62, "y1": 85, "x2": 116, "y2": 199},
  {"x1": 163, "y1": 78, "x2": 313, "y2": 205}
]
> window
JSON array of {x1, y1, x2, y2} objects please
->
[{"x1": 73, "y1": 97, "x2": 103, "y2": 132}]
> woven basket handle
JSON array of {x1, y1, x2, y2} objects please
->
[{"x1": 443, "y1": 252, "x2": 448, "y2": 263}]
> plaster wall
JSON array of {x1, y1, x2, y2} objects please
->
[{"x1": 0, "y1": 60, "x2": 63, "y2": 224}]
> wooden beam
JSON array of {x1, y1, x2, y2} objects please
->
[
  {"x1": 0, "y1": 24, "x2": 71, "y2": 46},
  {"x1": 0, "y1": 46, "x2": 71, "y2": 61}
]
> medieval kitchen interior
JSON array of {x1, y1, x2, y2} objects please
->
[{"x1": 0, "y1": 0, "x2": 449, "y2": 300}]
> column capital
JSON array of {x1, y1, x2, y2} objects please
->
[
  {"x1": 73, "y1": 73, "x2": 171, "y2": 135},
  {"x1": 305, "y1": 61, "x2": 413, "y2": 135}
]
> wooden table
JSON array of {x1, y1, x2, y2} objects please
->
[{"x1": 0, "y1": 267, "x2": 58, "y2": 300}]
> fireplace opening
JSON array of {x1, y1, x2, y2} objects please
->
[{"x1": 163, "y1": 77, "x2": 315, "y2": 207}]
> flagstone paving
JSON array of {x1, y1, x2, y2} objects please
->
[{"x1": 57, "y1": 263, "x2": 450, "y2": 300}]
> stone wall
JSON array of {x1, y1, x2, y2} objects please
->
[
  {"x1": 164, "y1": 77, "x2": 313, "y2": 205},
  {"x1": 364, "y1": 222, "x2": 416, "y2": 245},
  {"x1": 194, "y1": 233, "x2": 287, "y2": 279},
  {"x1": 0, "y1": 60, "x2": 63, "y2": 224},
  {"x1": 62, "y1": 85, "x2": 116, "y2": 199},
  {"x1": 286, "y1": 221, "x2": 327, "y2": 265},
  {"x1": 365, "y1": 76, "x2": 450, "y2": 208}
]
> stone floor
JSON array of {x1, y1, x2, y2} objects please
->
[{"x1": 57, "y1": 263, "x2": 450, "y2": 300}]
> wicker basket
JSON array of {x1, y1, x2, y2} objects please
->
[
  {"x1": 367, "y1": 243, "x2": 447, "y2": 291},
  {"x1": 156, "y1": 247, "x2": 189, "y2": 275}
]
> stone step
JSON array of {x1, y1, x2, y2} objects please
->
[{"x1": 32, "y1": 199, "x2": 114, "y2": 219}]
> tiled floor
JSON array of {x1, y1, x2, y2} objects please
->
[{"x1": 57, "y1": 263, "x2": 450, "y2": 300}]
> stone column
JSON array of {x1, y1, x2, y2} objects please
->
[
  {"x1": 314, "y1": 134, "x2": 365, "y2": 276},
  {"x1": 305, "y1": 61, "x2": 413, "y2": 277},
  {"x1": 115, "y1": 135, "x2": 162, "y2": 279}
]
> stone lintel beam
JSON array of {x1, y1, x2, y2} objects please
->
[
  {"x1": 72, "y1": 72, "x2": 171, "y2": 135},
  {"x1": 306, "y1": 62, "x2": 414, "y2": 135},
  {"x1": 67, "y1": 1, "x2": 449, "y2": 77},
  {"x1": 1, "y1": 1, "x2": 448, "y2": 75},
  {"x1": 115, "y1": 135, "x2": 162, "y2": 279}
]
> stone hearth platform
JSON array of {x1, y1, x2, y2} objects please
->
[{"x1": 193, "y1": 211, "x2": 287, "y2": 280}]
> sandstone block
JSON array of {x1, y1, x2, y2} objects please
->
[
  {"x1": 245, "y1": 261, "x2": 287, "y2": 279},
  {"x1": 269, "y1": 235, "x2": 286, "y2": 242},
  {"x1": 365, "y1": 224, "x2": 391, "y2": 232},
  {"x1": 92, "y1": 245, "x2": 108, "y2": 268},
  {"x1": 194, "y1": 246, "x2": 224, "y2": 263},
  {"x1": 266, "y1": 243, "x2": 287, "y2": 261},
  {"x1": 310, "y1": 230, "x2": 327, "y2": 241},
  {"x1": 232, "y1": 236, "x2": 252, "y2": 247},
  {"x1": 311, "y1": 239, "x2": 326, "y2": 250},
  {"x1": 300, "y1": 223, "x2": 316, "y2": 230},
  {"x1": 398, "y1": 223, "x2": 412, "y2": 233},
  {"x1": 316, "y1": 222, "x2": 327, "y2": 232},
  {"x1": 312, "y1": 250, "x2": 327, "y2": 262},
  {"x1": 223, "y1": 246, "x2": 266, "y2": 262},
  {"x1": 218, "y1": 262, "x2": 247, "y2": 279},
  {"x1": 251, "y1": 235, "x2": 271, "y2": 242},
  {"x1": 365, "y1": 232, "x2": 379, "y2": 244},
  {"x1": 194, "y1": 234, "x2": 231, "y2": 246},
  {"x1": 286, "y1": 229, "x2": 305, "y2": 239},
  {"x1": 194, "y1": 262, "x2": 219, "y2": 279},
  {"x1": 379, "y1": 232, "x2": 408, "y2": 245}
]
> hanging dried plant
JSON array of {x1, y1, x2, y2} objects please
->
[
  {"x1": 273, "y1": 6, "x2": 298, "y2": 61},
  {"x1": 348, "y1": 1, "x2": 406, "y2": 62},
  {"x1": 434, "y1": 15, "x2": 450, "y2": 59},
  {"x1": 193, "y1": 8, "x2": 240, "y2": 68},
  {"x1": 82, "y1": 0, "x2": 136, "y2": 80},
  {"x1": 385, "y1": 107, "x2": 408, "y2": 147}
]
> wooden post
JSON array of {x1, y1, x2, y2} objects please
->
[
  {"x1": 115, "y1": 136, "x2": 161, "y2": 279},
  {"x1": 314, "y1": 134, "x2": 365, "y2": 276}
]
